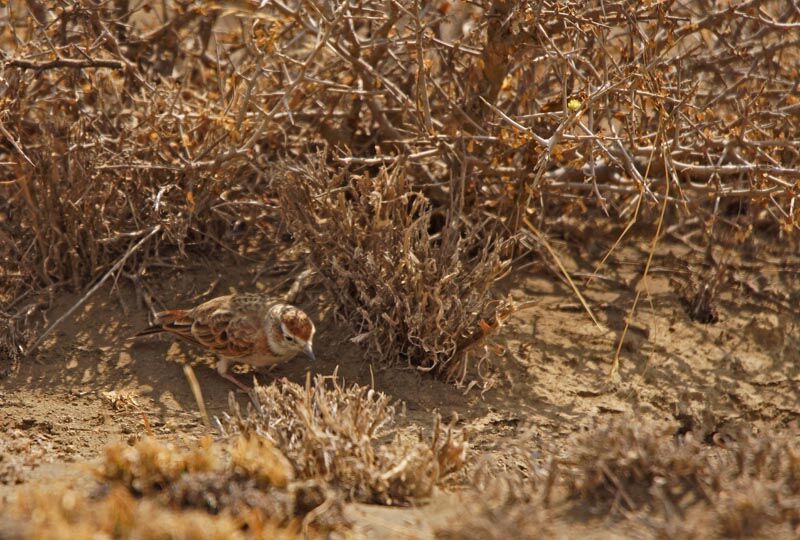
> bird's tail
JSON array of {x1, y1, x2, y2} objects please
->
[
  {"x1": 133, "y1": 325, "x2": 166, "y2": 338},
  {"x1": 132, "y1": 309, "x2": 190, "y2": 338}
]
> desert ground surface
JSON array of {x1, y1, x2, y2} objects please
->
[
  {"x1": 3, "y1": 1, "x2": 800, "y2": 538},
  {"x1": 3, "y1": 234, "x2": 798, "y2": 539}
]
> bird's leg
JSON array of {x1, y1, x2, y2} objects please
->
[
  {"x1": 221, "y1": 371, "x2": 253, "y2": 392},
  {"x1": 216, "y1": 357, "x2": 252, "y2": 392}
]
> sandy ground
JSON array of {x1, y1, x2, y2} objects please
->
[{"x1": 2, "y1": 238, "x2": 799, "y2": 538}]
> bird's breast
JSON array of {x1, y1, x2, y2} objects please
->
[
  {"x1": 238, "y1": 350, "x2": 298, "y2": 367},
  {"x1": 236, "y1": 334, "x2": 296, "y2": 367}
]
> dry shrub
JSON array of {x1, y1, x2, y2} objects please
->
[
  {"x1": 100, "y1": 436, "x2": 218, "y2": 495},
  {"x1": 565, "y1": 419, "x2": 711, "y2": 512},
  {"x1": 435, "y1": 451, "x2": 553, "y2": 540},
  {"x1": 2, "y1": 48, "x2": 273, "y2": 291},
  {"x1": 97, "y1": 434, "x2": 337, "y2": 528},
  {"x1": 5, "y1": 0, "x2": 796, "y2": 364},
  {"x1": 563, "y1": 418, "x2": 800, "y2": 537},
  {"x1": 0, "y1": 1, "x2": 290, "y2": 346},
  {"x1": 712, "y1": 433, "x2": 800, "y2": 538},
  {"x1": 0, "y1": 486, "x2": 296, "y2": 540},
  {"x1": 230, "y1": 435, "x2": 295, "y2": 489},
  {"x1": 275, "y1": 158, "x2": 511, "y2": 381},
  {"x1": 223, "y1": 374, "x2": 468, "y2": 504}
]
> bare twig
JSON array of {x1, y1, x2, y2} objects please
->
[
  {"x1": 26, "y1": 226, "x2": 161, "y2": 357},
  {"x1": 5, "y1": 57, "x2": 125, "y2": 70}
]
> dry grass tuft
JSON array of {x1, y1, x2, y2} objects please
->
[
  {"x1": 714, "y1": 479, "x2": 778, "y2": 539},
  {"x1": 711, "y1": 432, "x2": 800, "y2": 538},
  {"x1": 0, "y1": 486, "x2": 297, "y2": 540},
  {"x1": 562, "y1": 418, "x2": 800, "y2": 536},
  {"x1": 96, "y1": 434, "x2": 340, "y2": 529},
  {"x1": 435, "y1": 457, "x2": 552, "y2": 540},
  {"x1": 565, "y1": 419, "x2": 711, "y2": 512},
  {"x1": 100, "y1": 436, "x2": 218, "y2": 495},
  {"x1": 84, "y1": 376, "x2": 467, "y2": 533},
  {"x1": 223, "y1": 374, "x2": 468, "y2": 504},
  {"x1": 433, "y1": 420, "x2": 800, "y2": 538},
  {"x1": 230, "y1": 435, "x2": 295, "y2": 489},
  {"x1": 276, "y1": 158, "x2": 512, "y2": 382}
]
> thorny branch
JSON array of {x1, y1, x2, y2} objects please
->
[{"x1": 1, "y1": 0, "x2": 799, "y2": 376}]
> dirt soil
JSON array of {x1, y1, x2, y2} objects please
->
[{"x1": 2, "y1": 238, "x2": 799, "y2": 539}]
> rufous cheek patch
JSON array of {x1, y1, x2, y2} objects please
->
[{"x1": 282, "y1": 310, "x2": 314, "y2": 341}]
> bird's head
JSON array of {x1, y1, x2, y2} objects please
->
[{"x1": 276, "y1": 307, "x2": 316, "y2": 361}]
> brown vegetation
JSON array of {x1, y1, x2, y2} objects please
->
[
  {"x1": 562, "y1": 419, "x2": 800, "y2": 537},
  {"x1": 3, "y1": 0, "x2": 799, "y2": 370},
  {"x1": 1, "y1": 376, "x2": 466, "y2": 538},
  {"x1": 435, "y1": 419, "x2": 800, "y2": 539},
  {"x1": 275, "y1": 158, "x2": 511, "y2": 381},
  {"x1": 2, "y1": 0, "x2": 800, "y2": 538},
  {"x1": 1, "y1": 486, "x2": 297, "y2": 540},
  {"x1": 222, "y1": 373, "x2": 468, "y2": 504}
]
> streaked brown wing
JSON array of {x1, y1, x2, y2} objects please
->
[
  {"x1": 190, "y1": 308, "x2": 260, "y2": 358},
  {"x1": 152, "y1": 294, "x2": 265, "y2": 358}
]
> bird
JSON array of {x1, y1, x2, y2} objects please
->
[{"x1": 134, "y1": 293, "x2": 315, "y2": 391}]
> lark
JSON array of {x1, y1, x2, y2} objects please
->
[{"x1": 135, "y1": 293, "x2": 315, "y2": 391}]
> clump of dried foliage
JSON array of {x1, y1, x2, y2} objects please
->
[
  {"x1": 712, "y1": 432, "x2": 800, "y2": 537},
  {"x1": 3, "y1": 0, "x2": 800, "y2": 376},
  {"x1": 563, "y1": 418, "x2": 800, "y2": 537},
  {"x1": 565, "y1": 418, "x2": 712, "y2": 511},
  {"x1": 100, "y1": 436, "x2": 219, "y2": 494},
  {"x1": 275, "y1": 158, "x2": 511, "y2": 381},
  {"x1": 0, "y1": 486, "x2": 297, "y2": 540},
  {"x1": 222, "y1": 373, "x2": 468, "y2": 505},
  {"x1": 97, "y1": 434, "x2": 335, "y2": 529},
  {"x1": 435, "y1": 450, "x2": 554, "y2": 540},
  {"x1": 431, "y1": 418, "x2": 800, "y2": 538},
  {"x1": 0, "y1": 375, "x2": 467, "y2": 538}
]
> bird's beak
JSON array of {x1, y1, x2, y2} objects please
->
[{"x1": 303, "y1": 342, "x2": 316, "y2": 361}]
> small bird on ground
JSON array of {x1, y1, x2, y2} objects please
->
[{"x1": 135, "y1": 293, "x2": 315, "y2": 391}]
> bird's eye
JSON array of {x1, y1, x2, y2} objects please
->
[{"x1": 285, "y1": 334, "x2": 294, "y2": 342}]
